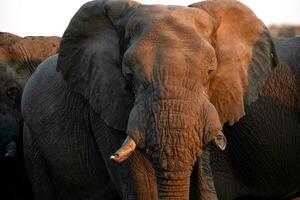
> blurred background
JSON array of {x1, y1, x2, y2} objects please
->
[
  {"x1": 1, "y1": 0, "x2": 300, "y2": 38},
  {"x1": 268, "y1": 24, "x2": 300, "y2": 37}
]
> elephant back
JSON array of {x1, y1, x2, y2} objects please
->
[{"x1": 274, "y1": 37, "x2": 300, "y2": 88}]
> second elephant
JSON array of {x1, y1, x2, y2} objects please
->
[
  {"x1": 207, "y1": 37, "x2": 300, "y2": 199},
  {"x1": 0, "y1": 32, "x2": 60, "y2": 200}
]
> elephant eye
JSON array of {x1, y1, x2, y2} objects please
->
[
  {"x1": 6, "y1": 87, "x2": 19, "y2": 100},
  {"x1": 208, "y1": 69, "x2": 216, "y2": 78},
  {"x1": 208, "y1": 69, "x2": 214, "y2": 75}
]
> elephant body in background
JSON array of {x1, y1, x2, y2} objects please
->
[
  {"x1": 275, "y1": 37, "x2": 300, "y2": 84},
  {"x1": 21, "y1": 0, "x2": 298, "y2": 199},
  {"x1": 0, "y1": 32, "x2": 60, "y2": 199},
  {"x1": 209, "y1": 37, "x2": 300, "y2": 199}
]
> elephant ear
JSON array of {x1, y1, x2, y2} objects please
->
[
  {"x1": 190, "y1": 0, "x2": 278, "y2": 125},
  {"x1": 57, "y1": 0, "x2": 140, "y2": 131}
]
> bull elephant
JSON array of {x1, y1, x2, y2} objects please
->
[
  {"x1": 0, "y1": 32, "x2": 60, "y2": 199},
  {"x1": 21, "y1": 0, "x2": 298, "y2": 199}
]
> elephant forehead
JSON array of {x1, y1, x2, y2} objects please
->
[
  {"x1": 126, "y1": 5, "x2": 215, "y2": 40},
  {"x1": 123, "y1": 6, "x2": 217, "y2": 83}
]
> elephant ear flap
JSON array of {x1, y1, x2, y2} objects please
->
[
  {"x1": 57, "y1": 0, "x2": 137, "y2": 131},
  {"x1": 190, "y1": 1, "x2": 278, "y2": 126}
]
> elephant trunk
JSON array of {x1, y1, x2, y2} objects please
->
[
  {"x1": 110, "y1": 85, "x2": 226, "y2": 198},
  {"x1": 157, "y1": 174, "x2": 191, "y2": 200},
  {"x1": 149, "y1": 108, "x2": 199, "y2": 199}
]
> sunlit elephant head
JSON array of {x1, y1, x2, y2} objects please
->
[
  {"x1": 0, "y1": 32, "x2": 60, "y2": 158},
  {"x1": 57, "y1": 0, "x2": 276, "y2": 198}
]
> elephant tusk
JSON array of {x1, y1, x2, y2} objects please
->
[
  {"x1": 110, "y1": 136, "x2": 137, "y2": 163},
  {"x1": 5, "y1": 152, "x2": 12, "y2": 158},
  {"x1": 5, "y1": 141, "x2": 17, "y2": 158},
  {"x1": 213, "y1": 130, "x2": 227, "y2": 150}
]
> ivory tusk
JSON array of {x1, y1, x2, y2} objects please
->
[
  {"x1": 213, "y1": 130, "x2": 227, "y2": 150},
  {"x1": 110, "y1": 136, "x2": 137, "y2": 163}
]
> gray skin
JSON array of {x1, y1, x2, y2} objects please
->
[
  {"x1": 0, "y1": 32, "x2": 60, "y2": 200},
  {"x1": 21, "y1": 0, "x2": 286, "y2": 199},
  {"x1": 275, "y1": 37, "x2": 300, "y2": 86},
  {"x1": 207, "y1": 37, "x2": 300, "y2": 199}
]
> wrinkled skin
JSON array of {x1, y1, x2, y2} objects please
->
[
  {"x1": 22, "y1": 0, "x2": 281, "y2": 199},
  {"x1": 0, "y1": 32, "x2": 60, "y2": 199},
  {"x1": 208, "y1": 37, "x2": 300, "y2": 199}
]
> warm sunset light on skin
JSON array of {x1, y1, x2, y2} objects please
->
[{"x1": 1, "y1": 0, "x2": 299, "y2": 199}]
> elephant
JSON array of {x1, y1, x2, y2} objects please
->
[
  {"x1": 0, "y1": 32, "x2": 60, "y2": 199},
  {"x1": 21, "y1": 0, "x2": 296, "y2": 199},
  {"x1": 0, "y1": 32, "x2": 61, "y2": 157},
  {"x1": 207, "y1": 37, "x2": 300, "y2": 199}
]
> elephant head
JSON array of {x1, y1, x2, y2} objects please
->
[
  {"x1": 0, "y1": 32, "x2": 60, "y2": 158},
  {"x1": 57, "y1": 0, "x2": 276, "y2": 198}
]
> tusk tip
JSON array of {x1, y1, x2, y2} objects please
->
[
  {"x1": 110, "y1": 154, "x2": 118, "y2": 160},
  {"x1": 219, "y1": 143, "x2": 226, "y2": 151},
  {"x1": 110, "y1": 154, "x2": 123, "y2": 163},
  {"x1": 214, "y1": 131, "x2": 227, "y2": 151}
]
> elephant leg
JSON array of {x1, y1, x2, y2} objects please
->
[
  {"x1": 190, "y1": 146, "x2": 218, "y2": 200},
  {"x1": 90, "y1": 111, "x2": 158, "y2": 200},
  {"x1": 23, "y1": 123, "x2": 56, "y2": 200}
]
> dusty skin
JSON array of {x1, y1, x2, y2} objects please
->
[{"x1": 21, "y1": 0, "x2": 299, "y2": 199}]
